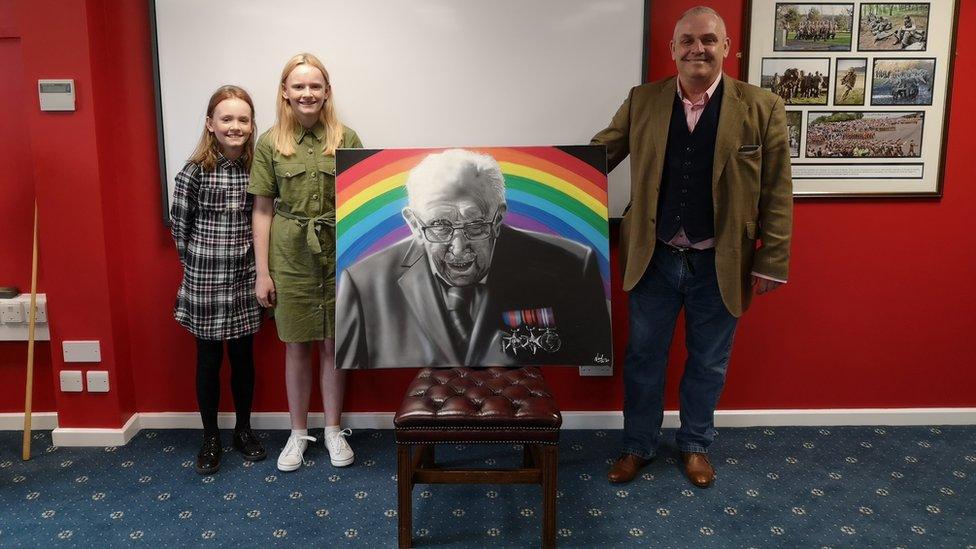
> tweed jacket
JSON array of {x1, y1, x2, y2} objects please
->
[{"x1": 592, "y1": 74, "x2": 793, "y2": 317}]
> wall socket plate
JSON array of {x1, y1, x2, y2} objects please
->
[
  {"x1": 27, "y1": 298, "x2": 47, "y2": 323},
  {"x1": 63, "y1": 341, "x2": 101, "y2": 362},
  {"x1": 0, "y1": 294, "x2": 47, "y2": 325},
  {"x1": 86, "y1": 370, "x2": 110, "y2": 393},
  {"x1": 0, "y1": 294, "x2": 50, "y2": 341},
  {"x1": 1, "y1": 302, "x2": 24, "y2": 323},
  {"x1": 60, "y1": 370, "x2": 83, "y2": 392}
]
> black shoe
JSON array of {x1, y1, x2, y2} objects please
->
[
  {"x1": 233, "y1": 427, "x2": 267, "y2": 461},
  {"x1": 196, "y1": 434, "x2": 221, "y2": 475}
]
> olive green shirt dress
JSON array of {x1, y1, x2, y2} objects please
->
[{"x1": 247, "y1": 123, "x2": 362, "y2": 342}]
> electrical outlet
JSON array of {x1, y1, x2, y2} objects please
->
[
  {"x1": 60, "y1": 370, "x2": 83, "y2": 392},
  {"x1": 1, "y1": 302, "x2": 24, "y2": 323},
  {"x1": 86, "y1": 370, "x2": 109, "y2": 392},
  {"x1": 0, "y1": 294, "x2": 50, "y2": 342},
  {"x1": 25, "y1": 296, "x2": 47, "y2": 323}
]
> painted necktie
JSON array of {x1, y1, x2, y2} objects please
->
[{"x1": 445, "y1": 285, "x2": 475, "y2": 358}]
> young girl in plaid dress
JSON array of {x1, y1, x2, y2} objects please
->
[{"x1": 171, "y1": 86, "x2": 267, "y2": 474}]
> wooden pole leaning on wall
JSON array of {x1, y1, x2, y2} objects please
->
[{"x1": 22, "y1": 202, "x2": 39, "y2": 461}]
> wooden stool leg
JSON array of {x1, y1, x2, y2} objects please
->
[
  {"x1": 541, "y1": 445, "x2": 558, "y2": 549},
  {"x1": 397, "y1": 444, "x2": 413, "y2": 548},
  {"x1": 420, "y1": 444, "x2": 435, "y2": 467}
]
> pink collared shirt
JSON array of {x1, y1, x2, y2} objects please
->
[
  {"x1": 676, "y1": 73, "x2": 722, "y2": 133},
  {"x1": 666, "y1": 74, "x2": 786, "y2": 284}
]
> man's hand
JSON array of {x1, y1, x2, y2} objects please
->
[{"x1": 752, "y1": 275, "x2": 783, "y2": 295}]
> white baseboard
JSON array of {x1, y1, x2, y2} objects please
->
[
  {"x1": 561, "y1": 411, "x2": 623, "y2": 429},
  {"x1": 7, "y1": 408, "x2": 975, "y2": 447},
  {"x1": 706, "y1": 407, "x2": 976, "y2": 427},
  {"x1": 51, "y1": 414, "x2": 140, "y2": 447},
  {"x1": 0, "y1": 412, "x2": 58, "y2": 431},
  {"x1": 391, "y1": 407, "x2": 974, "y2": 428},
  {"x1": 561, "y1": 408, "x2": 976, "y2": 429},
  {"x1": 138, "y1": 412, "x2": 396, "y2": 431}
]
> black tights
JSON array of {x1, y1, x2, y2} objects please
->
[{"x1": 196, "y1": 335, "x2": 255, "y2": 436}]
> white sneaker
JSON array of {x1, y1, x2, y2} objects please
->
[
  {"x1": 325, "y1": 428, "x2": 354, "y2": 467},
  {"x1": 277, "y1": 434, "x2": 316, "y2": 472}
]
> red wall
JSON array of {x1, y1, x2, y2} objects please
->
[
  {"x1": 0, "y1": 13, "x2": 55, "y2": 414},
  {"x1": 2, "y1": 0, "x2": 974, "y2": 428}
]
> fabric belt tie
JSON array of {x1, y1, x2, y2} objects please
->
[{"x1": 274, "y1": 203, "x2": 335, "y2": 255}]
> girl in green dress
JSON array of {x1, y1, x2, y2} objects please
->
[{"x1": 248, "y1": 53, "x2": 362, "y2": 471}]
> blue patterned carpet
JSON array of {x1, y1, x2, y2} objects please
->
[{"x1": 1, "y1": 426, "x2": 974, "y2": 547}]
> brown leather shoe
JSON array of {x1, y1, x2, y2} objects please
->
[
  {"x1": 681, "y1": 452, "x2": 715, "y2": 488},
  {"x1": 608, "y1": 453, "x2": 650, "y2": 483}
]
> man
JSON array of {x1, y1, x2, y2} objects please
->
[
  {"x1": 841, "y1": 66, "x2": 857, "y2": 100},
  {"x1": 812, "y1": 71, "x2": 825, "y2": 100},
  {"x1": 336, "y1": 149, "x2": 611, "y2": 369},
  {"x1": 893, "y1": 15, "x2": 920, "y2": 48},
  {"x1": 591, "y1": 7, "x2": 792, "y2": 488}
]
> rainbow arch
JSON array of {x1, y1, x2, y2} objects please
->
[{"x1": 336, "y1": 147, "x2": 610, "y2": 298}]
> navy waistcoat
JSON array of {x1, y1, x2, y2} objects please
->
[{"x1": 656, "y1": 80, "x2": 724, "y2": 244}]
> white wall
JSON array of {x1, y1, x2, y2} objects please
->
[{"x1": 153, "y1": 0, "x2": 645, "y2": 217}]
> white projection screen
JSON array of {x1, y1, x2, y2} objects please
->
[{"x1": 151, "y1": 0, "x2": 648, "y2": 220}]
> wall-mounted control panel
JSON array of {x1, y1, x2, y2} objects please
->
[{"x1": 38, "y1": 79, "x2": 76, "y2": 112}]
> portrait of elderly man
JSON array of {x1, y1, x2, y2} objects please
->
[{"x1": 336, "y1": 148, "x2": 611, "y2": 369}]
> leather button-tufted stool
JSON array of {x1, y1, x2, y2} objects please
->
[{"x1": 394, "y1": 367, "x2": 562, "y2": 548}]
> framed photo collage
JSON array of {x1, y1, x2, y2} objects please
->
[{"x1": 745, "y1": 1, "x2": 959, "y2": 196}]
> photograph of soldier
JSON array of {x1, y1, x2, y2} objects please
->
[
  {"x1": 805, "y1": 111, "x2": 923, "y2": 158},
  {"x1": 858, "y1": 3, "x2": 929, "y2": 51},
  {"x1": 761, "y1": 57, "x2": 830, "y2": 105},
  {"x1": 773, "y1": 3, "x2": 854, "y2": 51},
  {"x1": 834, "y1": 58, "x2": 867, "y2": 106},
  {"x1": 786, "y1": 111, "x2": 802, "y2": 158},
  {"x1": 872, "y1": 58, "x2": 935, "y2": 106}
]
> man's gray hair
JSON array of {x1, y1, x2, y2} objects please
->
[
  {"x1": 676, "y1": 6, "x2": 727, "y2": 36},
  {"x1": 405, "y1": 149, "x2": 506, "y2": 212}
]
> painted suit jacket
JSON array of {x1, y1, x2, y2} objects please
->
[{"x1": 336, "y1": 225, "x2": 612, "y2": 369}]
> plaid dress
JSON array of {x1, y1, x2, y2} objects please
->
[{"x1": 171, "y1": 156, "x2": 262, "y2": 340}]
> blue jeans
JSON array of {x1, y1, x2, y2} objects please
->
[{"x1": 621, "y1": 244, "x2": 738, "y2": 459}]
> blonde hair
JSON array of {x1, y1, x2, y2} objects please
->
[
  {"x1": 188, "y1": 85, "x2": 256, "y2": 171},
  {"x1": 269, "y1": 53, "x2": 344, "y2": 157}
]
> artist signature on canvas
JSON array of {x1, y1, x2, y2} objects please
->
[{"x1": 593, "y1": 354, "x2": 609, "y2": 364}]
